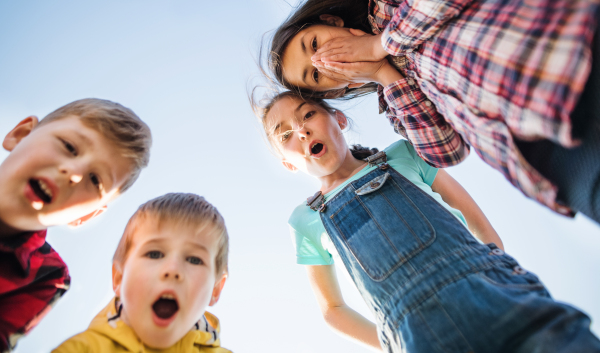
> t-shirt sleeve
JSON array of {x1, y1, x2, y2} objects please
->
[
  {"x1": 290, "y1": 225, "x2": 333, "y2": 265},
  {"x1": 388, "y1": 140, "x2": 438, "y2": 186}
]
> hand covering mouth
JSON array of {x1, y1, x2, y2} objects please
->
[
  {"x1": 310, "y1": 142, "x2": 324, "y2": 155},
  {"x1": 152, "y1": 294, "x2": 179, "y2": 319},
  {"x1": 29, "y1": 179, "x2": 53, "y2": 203}
]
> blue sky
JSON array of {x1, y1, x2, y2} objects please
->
[{"x1": 1, "y1": 1, "x2": 599, "y2": 352}]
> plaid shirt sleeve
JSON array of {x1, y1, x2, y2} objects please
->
[
  {"x1": 383, "y1": 78, "x2": 470, "y2": 167},
  {"x1": 0, "y1": 232, "x2": 69, "y2": 352},
  {"x1": 381, "y1": 0, "x2": 475, "y2": 55}
]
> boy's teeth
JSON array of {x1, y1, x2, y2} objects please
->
[
  {"x1": 161, "y1": 294, "x2": 175, "y2": 300},
  {"x1": 38, "y1": 180, "x2": 53, "y2": 198}
]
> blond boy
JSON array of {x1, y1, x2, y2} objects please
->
[
  {"x1": 53, "y1": 193, "x2": 231, "y2": 353},
  {"x1": 0, "y1": 98, "x2": 152, "y2": 352}
]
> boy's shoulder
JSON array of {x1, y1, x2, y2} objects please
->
[{"x1": 0, "y1": 229, "x2": 70, "y2": 352}]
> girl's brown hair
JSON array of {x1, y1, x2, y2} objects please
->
[{"x1": 265, "y1": 0, "x2": 378, "y2": 100}]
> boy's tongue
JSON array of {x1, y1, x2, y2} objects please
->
[{"x1": 152, "y1": 298, "x2": 178, "y2": 319}]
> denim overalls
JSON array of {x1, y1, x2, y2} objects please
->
[{"x1": 308, "y1": 152, "x2": 600, "y2": 353}]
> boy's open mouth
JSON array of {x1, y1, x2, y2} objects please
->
[
  {"x1": 152, "y1": 294, "x2": 179, "y2": 320},
  {"x1": 29, "y1": 179, "x2": 53, "y2": 204},
  {"x1": 310, "y1": 142, "x2": 324, "y2": 155}
]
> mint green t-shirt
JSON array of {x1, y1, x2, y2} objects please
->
[{"x1": 288, "y1": 140, "x2": 468, "y2": 266}]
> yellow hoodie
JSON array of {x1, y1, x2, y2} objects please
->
[{"x1": 53, "y1": 298, "x2": 232, "y2": 353}]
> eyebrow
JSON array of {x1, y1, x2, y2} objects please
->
[
  {"x1": 187, "y1": 242, "x2": 209, "y2": 253},
  {"x1": 295, "y1": 102, "x2": 307, "y2": 113},
  {"x1": 270, "y1": 102, "x2": 307, "y2": 136}
]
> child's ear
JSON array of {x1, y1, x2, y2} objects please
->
[
  {"x1": 347, "y1": 82, "x2": 367, "y2": 89},
  {"x1": 112, "y1": 262, "x2": 123, "y2": 297},
  {"x1": 67, "y1": 205, "x2": 107, "y2": 227},
  {"x1": 335, "y1": 110, "x2": 348, "y2": 130},
  {"x1": 281, "y1": 160, "x2": 298, "y2": 173},
  {"x1": 209, "y1": 273, "x2": 227, "y2": 306},
  {"x1": 319, "y1": 14, "x2": 344, "y2": 27},
  {"x1": 3, "y1": 116, "x2": 39, "y2": 151}
]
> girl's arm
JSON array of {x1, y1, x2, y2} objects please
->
[
  {"x1": 382, "y1": 0, "x2": 474, "y2": 56},
  {"x1": 431, "y1": 169, "x2": 504, "y2": 249},
  {"x1": 306, "y1": 265, "x2": 383, "y2": 352}
]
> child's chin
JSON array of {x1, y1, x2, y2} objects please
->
[{"x1": 139, "y1": 330, "x2": 180, "y2": 350}]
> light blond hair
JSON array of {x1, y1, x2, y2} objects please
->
[
  {"x1": 38, "y1": 98, "x2": 152, "y2": 193},
  {"x1": 113, "y1": 193, "x2": 229, "y2": 275}
]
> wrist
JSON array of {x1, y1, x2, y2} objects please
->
[
  {"x1": 372, "y1": 33, "x2": 389, "y2": 60},
  {"x1": 375, "y1": 61, "x2": 404, "y2": 87}
]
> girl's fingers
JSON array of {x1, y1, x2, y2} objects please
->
[{"x1": 349, "y1": 28, "x2": 368, "y2": 36}]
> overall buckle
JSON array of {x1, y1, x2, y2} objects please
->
[{"x1": 306, "y1": 191, "x2": 326, "y2": 212}]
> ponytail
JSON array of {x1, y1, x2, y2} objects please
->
[{"x1": 350, "y1": 144, "x2": 379, "y2": 160}]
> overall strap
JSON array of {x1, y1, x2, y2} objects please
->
[{"x1": 305, "y1": 151, "x2": 390, "y2": 212}]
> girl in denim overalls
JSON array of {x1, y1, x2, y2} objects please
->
[{"x1": 258, "y1": 90, "x2": 600, "y2": 352}]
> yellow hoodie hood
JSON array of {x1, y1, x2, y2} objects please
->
[{"x1": 53, "y1": 297, "x2": 232, "y2": 353}]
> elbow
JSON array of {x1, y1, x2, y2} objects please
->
[{"x1": 320, "y1": 304, "x2": 346, "y2": 329}]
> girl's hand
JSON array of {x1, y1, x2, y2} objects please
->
[
  {"x1": 312, "y1": 29, "x2": 389, "y2": 64},
  {"x1": 314, "y1": 59, "x2": 403, "y2": 87}
]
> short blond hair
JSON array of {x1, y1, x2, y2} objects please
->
[
  {"x1": 113, "y1": 193, "x2": 229, "y2": 275},
  {"x1": 38, "y1": 98, "x2": 152, "y2": 193}
]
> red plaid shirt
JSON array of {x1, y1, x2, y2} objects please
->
[
  {"x1": 371, "y1": 0, "x2": 599, "y2": 215},
  {"x1": 0, "y1": 230, "x2": 69, "y2": 352}
]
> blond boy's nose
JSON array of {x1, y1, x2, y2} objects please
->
[{"x1": 163, "y1": 271, "x2": 183, "y2": 281}]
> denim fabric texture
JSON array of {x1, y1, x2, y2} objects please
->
[{"x1": 318, "y1": 162, "x2": 600, "y2": 352}]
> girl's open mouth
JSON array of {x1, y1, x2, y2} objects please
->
[
  {"x1": 311, "y1": 142, "x2": 325, "y2": 157},
  {"x1": 152, "y1": 294, "x2": 179, "y2": 324}
]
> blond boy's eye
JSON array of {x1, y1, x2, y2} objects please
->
[
  {"x1": 146, "y1": 251, "x2": 163, "y2": 259},
  {"x1": 311, "y1": 37, "x2": 317, "y2": 51},
  {"x1": 187, "y1": 256, "x2": 203, "y2": 265}
]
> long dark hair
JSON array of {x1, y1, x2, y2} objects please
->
[
  {"x1": 265, "y1": 0, "x2": 378, "y2": 100},
  {"x1": 252, "y1": 90, "x2": 379, "y2": 160}
]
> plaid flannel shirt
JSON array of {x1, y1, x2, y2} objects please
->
[
  {"x1": 0, "y1": 230, "x2": 69, "y2": 352},
  {"x1": 370, "y1": 0, "x2": 600, "y2": 215}
]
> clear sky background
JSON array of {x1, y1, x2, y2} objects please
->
[{"x1": 1, "y1": 1, "x2": 599, "y2": 352}]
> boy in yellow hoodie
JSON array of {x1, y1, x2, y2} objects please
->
[{"x1": 53, "y1": 193, "x2": 231, "y2": 353}]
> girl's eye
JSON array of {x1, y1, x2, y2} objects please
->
[
  {"x1": 312, "y1": 70, "x2": 319, "y2": 83},
  {"x1": 62, "y1": 140, "x2": 77, "y2": 156},
  {"x1": 281, "y1": 130, "x2": 292, "y2": 142},
  {"x1": 304, "y1": 111, "x2": 315, "y2": 120},
  {"x1": 187, "y1": 256, "x2": 203, "y2": 265},
  {"x1": 90, "y1": 173, "x2": 103, "y2": 192},
  {"x1": 146, "y1": 251, "x2": 164, "y2": 259},
  {"x1": 311, "y1": 37, "x2": 317, "y2": 51}
]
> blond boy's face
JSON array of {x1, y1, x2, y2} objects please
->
[
  {"x1": 0, "y1": 116, "x2": 132, "y2": 232},
  {"x1": 113, "y1": 219, "x2": 225, "y2": 349}
]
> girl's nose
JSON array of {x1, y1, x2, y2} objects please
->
[{"x1": 298, "y1": 126, "x2": 311, "y2": 140}]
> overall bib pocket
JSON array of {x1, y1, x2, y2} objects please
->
[{"x1": 329, "y1": 171, "x2": 436, "y2": 281}]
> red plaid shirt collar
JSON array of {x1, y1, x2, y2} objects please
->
[{"x1": 0, "y1": 229, "x2": 47, "y2": 277}]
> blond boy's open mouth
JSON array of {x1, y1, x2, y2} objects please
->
[{"x1": 152, "y1": 294, "x2": 179, "y2": 321}]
